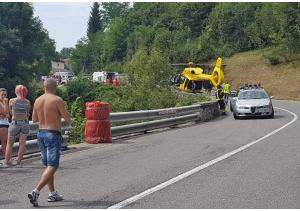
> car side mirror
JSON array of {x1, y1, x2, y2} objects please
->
[
  {"x1": 230, "y1": 91, "x2": 237, "y2": 97},
  {"x1": 270, "y1": 96, "x2": 274, "y2": 99}
]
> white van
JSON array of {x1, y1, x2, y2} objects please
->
[{"x1": 92, "y1": 71, "x2": 106, "y2": 82}]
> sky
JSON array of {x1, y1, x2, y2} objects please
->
[{"x1": 33, "y1": 2, "x2": 92, "y2": 52}]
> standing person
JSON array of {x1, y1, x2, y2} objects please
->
[
  {"x1": 28, "y1": 78, "x2": 71, "y2": 207},
  {"x1": 258, "y1": 82, "x2": 263, "y2": 88},
  {"x1": 216, "y1": 85, "x2": 226, "y2": 115},
  {"x1": 223, "y1": 81, "x2": 231, "y2": 105},
  {"x1": 206, "y1": 82, "x2": 213, "y2": 95},
  {"x1": 4, "y1": 85, "x2": 30, "y2": 167},
  {"x1": 0, "y1": 88, "x2": 9, "y2": 157}
]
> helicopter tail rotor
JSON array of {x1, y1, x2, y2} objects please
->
[{"x1": 210, "y1": 57, "x2": 224, "y2": 87}]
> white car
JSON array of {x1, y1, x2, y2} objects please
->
[
  {"x1": 41, "y1": 76, "x2": 48, "y2": 81},
  {"x1": 53, "y1": 71, "x2": 76, "y2": 84},
  {"x1": 231, "y1": 88, "x2": 274, "y2": 119}
]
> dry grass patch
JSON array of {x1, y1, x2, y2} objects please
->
[{"x1": 224, "y1": 50, "x2": 300, "y2": 100}]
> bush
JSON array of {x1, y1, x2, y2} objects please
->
[
  {"x1": 69, "y1": 97, "x2": 86, "y2": 144},
  {"x1": 262, "y1": 47, "x2": 285, "y2": 65},
  {"x1": 267, "y1": 55, "x2": 281, "y2": 65},
  {"x1": 27, "y1": 79, "x2": 44, "y2": 103},
  {"x1": 175, "y1": 93, "x2": 211, "y2": 107}
]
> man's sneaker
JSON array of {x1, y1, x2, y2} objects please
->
[
  {"x1": 15, "y1": 161, "x2": 22, "y2": 168},
  {"x1": 1, "y1": 161, "x2": 12, "y2": 168},
  {"x1": 28, "y1": 190, "x2": 39, "y2": 207},
  {"x1": 0, "y1": 162, "x2": 5, "y2": 168},
  {"x1": 48, "y1": 191, "x2": 64, "y2": 202}
]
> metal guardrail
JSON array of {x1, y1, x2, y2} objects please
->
[
  {"x1": 0, "y1": 100, "x2": 220, "y2": 159},
  {"x1": 111, "y1": 113, "x2": 201, "y2": 137},
  {"x1": 110, "y1": 100, "x2": 220, "y2": 137},
  {"x1": 110, "y1": 101, "x2": 216, "y2": 123}
]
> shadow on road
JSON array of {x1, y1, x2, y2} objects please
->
[
  {"x1": 0, "y1": 168, "x2": 39, "y2": 174},
  {"x1": 234, "y1": 115, "x2": 284, "y2": 120},
  {"x1": 272, "y1": 114, "x2": 285, "y2": 119},
  {"x1": 36, "y1": 199, "x2": 119, "y2": 209},
  {"x1": 225, "y1": 112, "x2": 286, "y2": 120}
]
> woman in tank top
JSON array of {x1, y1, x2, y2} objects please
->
[
  {"x1": 4, "y1": 85, "x2": 31, "y2": 167},
  {"x1": 0, "y1": 88, "x2": 9, "y2": 156}
]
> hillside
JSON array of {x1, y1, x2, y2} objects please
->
[{"x1": 224, "y1": 50, "x2": 300, "y2": 100}]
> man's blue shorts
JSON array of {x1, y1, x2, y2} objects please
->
[{"x1": 37, "y1": 129, "x2": 62, "y2": 168}]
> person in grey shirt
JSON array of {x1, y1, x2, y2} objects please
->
[{"x1": 4, "y1": 85, "x2": 30, "y2": 167}]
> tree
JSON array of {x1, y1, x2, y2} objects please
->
[
  {"x1": 198, "y1": 3, "x2": 260, "y2": 57},
  {"x1": 0, "y1": 3, "x2": 56, "y2": 96},
  {"x1": 285, "y1": 3, "x2": 300, "y2": 53},
  {"x1": 123, "y1": 46, "x2": 174, "y2": 110},
  {"x1": 176, "y1": 3, "x2": 216, "y2": 38},
  {"x1": 100, "y1": 2, "x2": 130, "y2": 30},
  {"x1": 244, "y1": 3, "x2": 300, "y2": 63},
  {"x1": 70, "y1": 38, "x2": 90, "y2": 74},
  {"x1": 87, "y1": 2, "x2": 101, "y2": 39},
  {"x1": 102, "y1": 17, "x2": 129, "y2": 63},
  {"x1": 59, "y1": 47, "x2": 74, "y2": 59}
]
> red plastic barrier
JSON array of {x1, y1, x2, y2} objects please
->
[
  {"x1": 85, "y1": 120, "x2": 111, "y2": 144},
  {"x1": 85, "y1": 101, "x2": 110, "y2": 120},
  {"x1": 85, "y1": 103, "x2": 101, "y2": 120},
  {"x1": 85, "y1": 101, "x2": 111, "y2": 144}
]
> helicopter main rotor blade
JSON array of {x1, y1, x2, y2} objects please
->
[
  {"x1": 168, "y1": 63, "x2": 189, "y2": 66},
  {"x1": 168, "y1": 63, "x2": 226, "y2": 68}
]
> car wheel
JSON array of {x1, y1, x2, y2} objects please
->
[
  {"x1": 268, "y1": 108, "x2": 274, "y2": 119},
  {"x1": 233, "y1": 112, "x2": 239, "y2": 120}
]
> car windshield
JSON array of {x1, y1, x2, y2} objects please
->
[{"x1": 238, "y1": 90, "x2": 268, "y2": 100}]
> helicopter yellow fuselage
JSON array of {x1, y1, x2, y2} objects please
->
[{"x1": 177, "y1": 58, "x2": 224, "y2": 92}]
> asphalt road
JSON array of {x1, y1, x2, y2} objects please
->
[{"x1": 0, "y1": 100, "x2": 300, "y2": 209}]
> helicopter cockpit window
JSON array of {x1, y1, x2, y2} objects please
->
[
  {"x1": 179, "y1": 75, "x2": 185, "y2": 84},
  {"x1": 172, "y1": 74, "x2": 185, "y2": 85}
]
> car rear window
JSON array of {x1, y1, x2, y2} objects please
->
[{"x1": 238, "y1": 90, "x2": 268, "y2": 99}]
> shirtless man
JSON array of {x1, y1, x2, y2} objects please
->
[{"x1": 28, "y1": 78, "x2": 71, "y2": 207}]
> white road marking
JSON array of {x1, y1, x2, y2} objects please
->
[{"x1": 107, "y1": 107, "x2": 298, "y2": 209}]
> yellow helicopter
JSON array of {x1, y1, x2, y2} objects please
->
[{"x1": 170, "y1": 57, "x2": 225, "y2": 93}]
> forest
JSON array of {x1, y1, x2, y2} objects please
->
[{"x1": 70, "y1": 2, "x2": 300, "y2": 73}]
